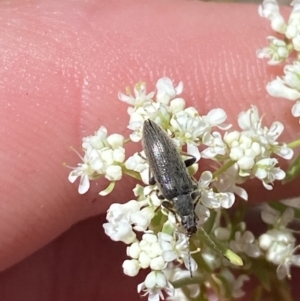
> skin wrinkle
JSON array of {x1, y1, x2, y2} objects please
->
[{"x1": 0, "y1": 1, "x2": 299, "y2": 300}]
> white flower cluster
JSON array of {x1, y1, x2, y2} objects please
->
[
  {"x1": 103, "y1": 184, "x2": 200, "y2": 301},
  {"x1": 102, "y1": 78, "x2": 293, "y2": 300},
  {"x1": 119, "y1": 77, "x2": 230, "y2": 161},
  {"x1": 67, "y1": 126, "x2": 126, "y2": 195},
  {"x1": 258, "y1": 0, "x2": 300, "y2": 62},
  {"x1": 259, "y1": 206, "x2": 300, "y2": 279},
  {"x1": 67, "y1": 77, "x2": 294, "y2": 301},
  {"x1": 214, "y1": 224, "x2": 261, "y2": 260},
  {"x1": 207, "y1": 106, "x2": 293, "y2": 194},
  {"x1": 258, "y1": 0, "x2": 300, "y2": 118},
  {"x1": 229, "y1": 230, "x2": 261, "y2": 258},
  {"x1": 103, "y1": 198, "x2": 199, "y2": 301}
]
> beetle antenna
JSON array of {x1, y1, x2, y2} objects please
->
[{"x1": 187, "y1": 234, "x2": 193, "y2": 278}]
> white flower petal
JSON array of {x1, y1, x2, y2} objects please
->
[
  {"x1": 206, "y1": 108, "x2": 227, "y2": 126},
  {"x1": 267, "y1": 78, "x2": 300, "y2": 100},
  {"x1": 107, "y1": 134, "x2": 124, "y2": 148},
  {"x1": 292, "y1": 101, "x2": 300, "y2": 117},
  {"x1": 187, "y1": 143, "x2": 201, "y2": 161},
  {"x1": 104, "y1": 165, "x2": 122, "y2": 181},
  {"x1": 122, "y1": 259, "x2": 140, "y2": 277},
  {"x1": 162, "y1": 250, "x2": 177, "y2": 262},
  {"x1": 78, "y1": 174, "x2": 90, "y2": 194},
  {"x1": 103, "y1": 221, "x2": 136, "y2": 244}
]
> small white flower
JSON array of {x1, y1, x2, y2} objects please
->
[
  {"x1": 122, "y1": 259, "x2": 140, "y2": 277},
  {"x1": 276, "y1": 244, "x2": 300, "y2": 279},
  {"x1": 150, "y1": 256, "x2": 166, "y2": 271},
  {"x1": 105, "y1": 165, "x2": 122, "y2": 181},
  {"x1": 201, "y1": 131, "x2": 227, "y2": 159},
  {"x1": 219, "y1": 269, "x2": 250, "y2": 299},
  {"x1": 254, "y1": 158, "x2": 285, "y2": 190},
  {"x1": 267, "y1": 77, "x2": 300, "y2": 100},
  {"x1": 155, "y1": 77, "x2": 183, "y2": 105},
  {"x1": 237, "y1": 105, "x2": 261, "y2": 132},
  {"x1": 194, "y1": 204, "x2": 210, "y2": 225},
  {"x1": 201, "y1": 190, "x2": 235, "y2": 209},
  {"x1": 107, "y1": 133, "x2": 125, "y2": 149},
  {"x1": 213, "y1": 164, "x2": 248, "y2": 201},
  {"x1": 131, "y1": 207, "x2": 155, "y2": 232},
  {"x1": 232, "y1": 274, "x2": 251, "y2": 298},
  {"x1": 214, "y1": 227, "x2": 231, "y2": 241},
  {"x1": 198, "y1": 171, "x2": 235, "y2": 209},
  {"x1": 170, "y1": 108, "x2": 208, "y2": 160},
  {"x1": 259, "y1": 229, "x2": 296, "y2": 251},
  {"x1": 82, "y1": 126, "x2": 108, "y2": 150},
  {"x1": 138, "y1": 271, "x2": 174, "y2": 301},
  {"x1": 259, "y1": 226, "x2": 300, "y2": 279},
  {"x1": 118, "y1": 81, "x2": 155, "y2": 113},
  {"x1": 103, "y1": 200, "x2": 154, "y2": 243},
  {"x1": 267, "y1": 62, "x2": 300, "y2": 103},
  {"x1": 134, "y1": 184, "x2": 163, "y2": 208},
  {"x1": 125, "y1": 152, "x2": 149, "y2": 184},
  {"x1": 135, "y1": 232, "x2": 166, "y2": 270},
  {"x1": 169, "y1": 98, "x2": 186, "y2": 114},
  {"x1": 224, "y1": 131, "x2": 259, "y2": 172},
  {"x1": 258, "y1": 0, "x2": 286, "y2": 33},
  {"x1": 286, "y1": 3, "x2": 300, "y2": 50},
  {"x1": 283, "y1": 62, "x2": 300, "y2": 90},
  {"x1": 237, "y1": 106, "x2": 293, "y2": 159},
  {"x1": 127, "y1": 242, "x2": 141, "y2": 259},
  {"x1": 158, "y1": 232, "x2": 198, "y2": 272},
  {"x1": 106, "y1": 200, "x2": 141, "y2": 224},
  {"x1": 229, "y1": 231, "x2": 261, "y2": 258},
  {"x1": 257, "y1": 36, "x2": 290, "y2": 65},
  {"x1": 128, "y1": 103, "x2": 171, "y2": 142},
  {"x1": 203, "y1": 108, "x2": 231, "y2": 131},
  {"x1": 261, "y1": 206, "x2": 294, "y2": 229},
  {"x1": 139, "y1": 233, "x2": 162, "y2": 256},
  {"x1": 68, "y1": 148, "x2": 103, "y2": 194},
  {"x1": 143, "y1": 102, "x2": 171, "y2": 126},
  {"x1": 68, "y1": 126, "x2": 126, "y2": 195},
  {"x1": 103, "y1": 220, "x2": 136, "y2": 244}
]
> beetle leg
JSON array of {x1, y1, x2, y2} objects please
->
[
  {"x1": 182, "y1": 153, "x2": 198, "y2": 182},
  {"x1": 191, "y1": 193, "x2": 201, "y2": 222},
  {"x1": 161, "y1": 200, "x2": 173, "y2": 210},
  {"x1": 181, "y1": 152, "x2": 197, "y2": 167},
  {"x1": 191, "y1": 190, "x2": 201, "y2": 203},
  {"x1": 161, "y1": 201, "x2": 181, "y2": 224},
  {"x1": 149, "y1": 176, "x2": 156, "y2": 186}
]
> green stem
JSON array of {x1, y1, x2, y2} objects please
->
[
  {"x1": 124, "y1": 138, "x2": 131, "y2": 144},
  {"x1": 213, "y1": 160, "x2": 236, "y2": 179},
  {"x1": 121, "y1": 167, "x2": 142, "y2": 181},
  {"x1": 222, "y1": 209, "x2": 231, "y2": 230},
  {"x1": 172, "y1": 276, "x2": 203, "y2": 288},
  {"x1": 287, "y1": 138, "x2": 300, "y2": 149}
]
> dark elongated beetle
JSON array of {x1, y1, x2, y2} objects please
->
[{"x1": 142, "y1": 119, "x2": 200, "y2": 237}]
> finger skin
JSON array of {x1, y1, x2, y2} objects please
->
[
  {"x1": 0, "y1": 0, "x2": 298, "y2": 297},
  {"x1": 0, "y1": 215, "x2": 144, "y2": 301}
]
